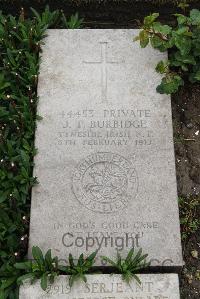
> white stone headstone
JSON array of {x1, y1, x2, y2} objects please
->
[
  {"x1": 29, "y1": 29, "x2": 183, "y2": 267},
  {"x1": 19, "y1": 274, "x2": 180, "y2": 299}
]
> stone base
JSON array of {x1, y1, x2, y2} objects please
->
[
  {"x1": 28, "y1": 29, "x2": 183, "y2": 269},
  {"x1": 20, "y1": 274, "x2": 180, "y2": 298}
]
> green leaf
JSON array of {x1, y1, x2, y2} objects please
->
[
  {"x1": 132, "y1": 273, "x2": 141, "y2": 285},
  {"x1": 170, "y1": 51, "x2": 196, "y2": 71},
  {"x1": 14, "y1": 261, "x2": 32, "y2": 271},
  {"x1": 174, "y1": 14, "x2": 189, "y2": 26},
  {"x1": 44, "y1": 249, "x2": 52, "y2": 266},
  {"x1": 175, "y1": 26, "x2": 191, "y2": 36},
  {"x1": 67, "y1": 13, "x2": 83, "y2": 29},
  {"x1": 174, "y1": 52, "x2": 196, "y2": 65},
  {"x1": 194, "y1": 70, "x2": 200, "y2": 80},
  {"x1": 78, "y1": 253, "x2": 84, "y2": 267},
  {"x1": 143, "y1": 13, "x2": 159, "y2": 28},
  {"x1": 173, "y1": 35, "x2": 191, "y2": 56},
  {"x1": 122, "y1": 271, "x2": 133, "y2": 283},
  {"x1": 190, "y1": 69, "x2": 200, "y2": 81},
  {"x1": 130, "y1": 248, "x2": 143, "y2": 266},
  {"x1": 125, "y1": 248, "x2": 134, "y2": 264},
  {"x1": 0, "y1": 74, "x2": 10, "y2": 91},
  {"x1": 156, "y1": 75, "x2": 184, "y2": 94},
  {"x1": 189, "y1": 63, "x2": 200, "y2": 82},
  {"x1": 190, "y1": 9, "x2": 200, "y2": 25},
  {"x1": 32, "y1": 246, "x2": 44, "y2": 268},
  {"x1": 139, "y1": 30, "x2": 149, "y2": 48},
  {"x1": 87, "y1": 250, "x2": 97, "y2": 262},
  {"x1": 153, "y1": 22, "x2": 172, "y2": 35},
  {"x1": 0, "y1": 191, "x2": 9, "y2": 203},
  {"x1": 155, "y1": 60, "x2": 168, "y2": 74},
  {"x1": 7, "y1": 49, "x2": 17, "y2": 67},
  {"x1": 31, "y1": 7, "x2": 41, "y2": 21},
  {"x1": 69, "y1": 274, "x2": 76, "y2": 287},
  {"x1": 69, "y1": 254, "x2": 74, "y2": 268},
  {"x1": 40, "y1": 273, "x2": 48, "y2": 291},
  {"x1": 150, "y1": 35, "x2": 169, "y2": 52},
  {"x1": 0, "y1": 277, "x2": 16, "y2": 290}
]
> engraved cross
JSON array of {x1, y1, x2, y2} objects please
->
[{"x1": 83, "y1": 42, "x2": 122, "y2": 103}]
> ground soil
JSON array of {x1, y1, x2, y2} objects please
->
[
  {"x1": 172, "y1": 85, "x2": 200, "y2": 299},
  {"x1": 1, "y1": 1, "x2": 200, "y2": 26}
]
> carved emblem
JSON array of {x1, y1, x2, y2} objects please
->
[{"x1": 72, "y1": 152, "x2": 138, "y2": 214}]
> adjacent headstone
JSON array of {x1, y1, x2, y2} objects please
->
[
  {"x1": 29, "y1": 29, "x2": 183, "y2": 268},
  {"x1": 20, "y1": 274, "x2": 180, "y2": 299}
]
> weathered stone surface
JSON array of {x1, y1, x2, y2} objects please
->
[
  {"x1": 29, "y1": 29, "x2": 183, "y2": 267},
  {"x1": 19, "y1": 274, "x2": 180, "y2": 299}
]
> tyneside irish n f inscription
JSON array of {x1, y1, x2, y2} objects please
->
[{"x1": 29, "y1": 30, "x2": 183, "y2": 268}]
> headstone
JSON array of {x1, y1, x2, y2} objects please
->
[
  {"x1": 29, "y1": 29, "x2": 183, "y2": 268},
  {"x1": 19, "y1": 274, "x2": 180, "y2": 298}
]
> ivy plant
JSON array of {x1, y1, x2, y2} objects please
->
[{"x1": 135, "y1": 9, "x2": 200, "y2": 94}]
